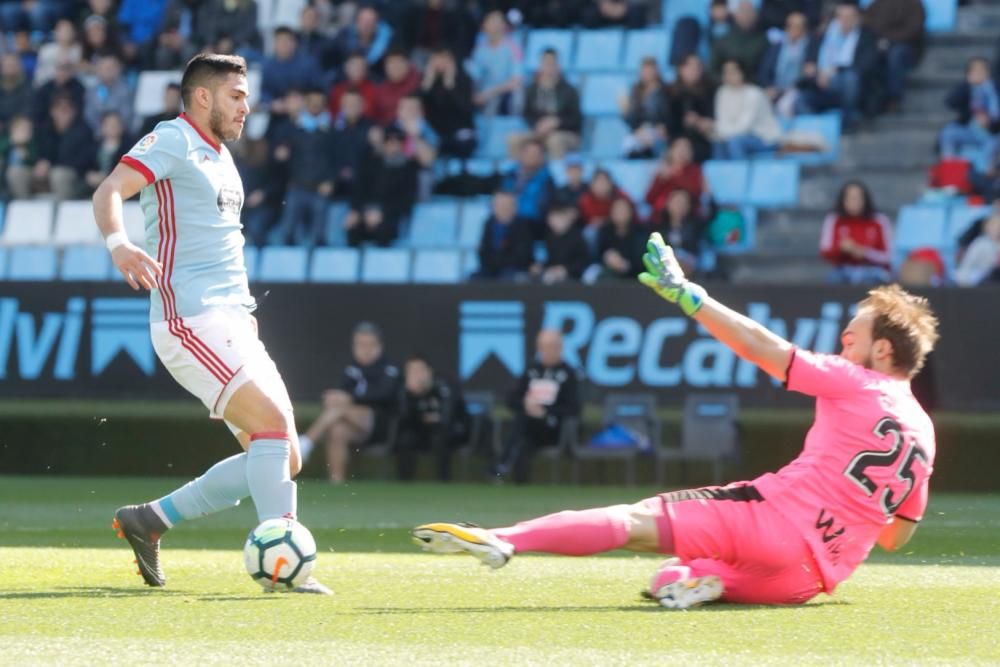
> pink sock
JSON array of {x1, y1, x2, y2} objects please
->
[{"x1": 491, "y1": 507, "x2": 631, "y2": 556}]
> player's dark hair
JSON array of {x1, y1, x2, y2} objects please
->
[
  {"x1": 834, "y1": 180, "x2": 876, "y2": 219},
  {"x1": 180, "y1": 53, "x2": 247, "y2": 106},
  {"x1": 860, "y1": 285, "x2": 940, "y2": 378},
  {"x1": 353, "y1": 321, "x2": 383, "y2": 344}
]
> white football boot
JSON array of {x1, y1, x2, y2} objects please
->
[{"x1": 412, "y1": 522, "x2": 514, "y2": 569}]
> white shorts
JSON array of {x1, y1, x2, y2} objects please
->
[{"x1": 150, "y1": 307, "x2": 293, "y2": 435}]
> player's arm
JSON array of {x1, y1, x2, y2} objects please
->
[
  {"x1": 92, "y1": 163, "x2": 163, "y2": 290},
  {"x1": 638, "y1": 233, "x2": 794, "y2": 382},
  {"x1": 877, "y1": 517, "x2": 918, "y2": 552}
]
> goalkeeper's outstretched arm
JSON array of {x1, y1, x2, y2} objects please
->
[{"x1": 639, "y1": 232, "x2": 794, "y2": 383}]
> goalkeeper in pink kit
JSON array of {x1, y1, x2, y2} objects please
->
[{"x1": 413, "y1": 232, "x2": 940, "y2": 608}]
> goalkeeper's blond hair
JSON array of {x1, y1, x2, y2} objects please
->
[{"x1": 858, "y1": 285, "x2": 940, "y2": 379}]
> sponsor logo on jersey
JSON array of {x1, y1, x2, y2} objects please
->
[
  {"x1": 132, "y1": 133, "x2": 158, "y2": 155},
  {"x1": 217, "y1": 185, "x2": 244, "y2": 216}
]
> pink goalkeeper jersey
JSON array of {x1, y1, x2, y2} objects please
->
[{"x1": 753, "y1": 349, "x2": 936, "y2": 593}]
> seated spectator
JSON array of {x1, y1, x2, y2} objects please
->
[
  {"x1": 232, "y1": 136, "x2": 279, "y2": 246},
  {"x1": 554, "y1": 154, "x2": 587, "y2": 207},
  {"x1": 645, "y1": 136, "x2": 706, "y2": 213},
  {"x1": 333, "y1": 4, "x2": 393, "y2": 68},
  {"x1": 346, "y1": 125, "x2": 419, "y2": 246},
  {"x1": 329, "y1": 53, "x2": 378, "y2": 119},
  {"x1": 939, "y1": 58, "x2": 1000, "y2": 175},
  {"x1": 470, "y1": 10, "x2": 524, "y2": 116},
  {"x1": 865, "y1": 0, "x2": 925, "y2": 112},
  {"x1": 330, "y1": 90, "x2": 373, "y2": 199},
  {"x1": 654, "y1": 188, "x2": 705, "y2": 275},
  {"x1": 579, "y1": 168, "x2": 631, "y2": 234},
  {"x1": 34, "y1": 93, "x2": 96, "y2": 200},
  {"x1": 151, "y1": 20, "x2": 199, "y2": 70},
  {"x1": 499, "y1": 139, "x2": 554, "y2": 233},
  {"x1": 759, "y1": 0, "x2": 823, "y2": 31},
  {"x1": 117, "y1": 0, "x2": 170, "y2": 63},
  {"x1": 373, "y1": 48, "x2": 421, "y2": 126},
  {"x1": 297, "y1": 4, "x2": 337, "y2": 71},
  {"x1": 0, "y1": 54, "x2": 33, "y2": 130},
  {"x1": 396, "y1": 354, "x2": 470, "y2": 482},
  {"x1": 139, "y1": 83, "x2": 182, "y2": 137},
  {"x1": 299, "y1": 322, "x2": 401, "y2": 484},
  {"x1": 898, "y1": 247, "x2": 945, "y2": 287},
  {"x1": 420, "y1": 47, "x2": 476, "y2": 158},
  {"x1": 710, "y1": 0, "x2": 769, "y2": 79},
  {"x1": 475, "y1": 190, "x2": 535, "y2": 280},
  {"x1": 2, "y1": 115, "x2": 38, "y2": 199},
  {"x1": 510, "y1": 48, "x2": 582, "y2": 159},
  {"x1": 667, "y1": 54, "x2": 716, "y2": 163},
  {"x1": 819, "y1": 180, "x2": 892, "y2": 284},
  {"x1": 80, "y1": 14, "x2": 125, "y2": 72},
  {"x1": 84, "y1": 55, "x2": 132, "y2": 132},
  {"x1": 758, "y1": 11, "x2": 813, "y2": 117},
  {"x1": 85, "y1": 111, "x2": 129, "y2": 191},
  {"x1": 261, "y1": 27, "x2": 324, "y2": 115},
  {"x1": 34, "y1": 19, "x2": 82, "y2": 85},
  {"x1": 495, "y1": 329, "x2": 581, "y2": 484},
  {"x1": 0, "y1": 0, "x2": 59, "y2": 32},
  {"x1": 11, "y1": 27, "x2": 39, "y2": 80},
  {"x1": 33, "y1": 57, "x2": 86, "y2": 127},
  {"x1": 620, "y1": 57, "x2": 671, "y2": 159},
  {"x1": 581, "y1": 0, "x2": 646, "y2": 28},
  {"x1": 401, "y1": 0, "x2": 476, "y2": 66},
  {"x1": 521, "y1": 0, "x2": 582, "y2": 27},
  {"x1": 533, "y1": 202, "x2": 589, "y2": 284},
  {"x1": 196, "y1": 0, "x2": 262, "y2": 59},
  {"x1": 713, "y1": 59, "x2": 782, "y2": 159},
  {"x1": 955, "y1": 204, "x2": 1000, "y2": 286},
  {"x1": 395, "y1": 94, "x2": 439, "y2": 168},
  {"x1": 798, "y1": 0, "x2": 879, "y2": 129},
  {"x1": 585, "y1": 196, "x2": 646, "y2": 283},
  {"x1": 270, "y1": 88, "x2": 335, "y2": 246}
]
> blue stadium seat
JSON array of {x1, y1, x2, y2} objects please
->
[
  {"x1": 458, "y1": 198, "x2": 491, "y2": 249},
  {"x1": 408, "y1": 200, "x2": 460, "y2": 247},
  {"x1": 463, "y1": 158, "x2": 497, "y2": 177},
  {"x1": 310, "y1": 247, "x2": 360, "y2": 283},
  {"x1": 525, "y1": 29, "x2": 575, "y2": 71},
  {"x1": 581, "y1": 73, "x2": 631, "y2": 116},
  {"x1": 588, "y1": 117, "x2": 629, "y2": 158},
  {"x1": 476, "y1": 116, "x2": 528, "y2": 159},
  {"x1": 924, "y1": 0, "x2": 957, "y2": 32},
  {"x1": 663, "y1": 0, "x2": 713, "y2": 27},
  {"x1": 0, "y1": 247, "x2": 6, "y2": 279},
  {"x1": 324, "y1": 202, "x2": 349, "y2": 246},
  {"x1": 463, "y1": 250, "x2": 480, "y2": 277},
  {"x1": 703, "y1": 160, "x2": 750, "y2": 205},
  {"x1": 573, "y1": 30, "x2": 624, "y2": 72},
  {"x1": 7, "y1": 246, "x2": 57, "y2": 280},
  {"x1": 258, "y1": 246, "x2": 309, "y2": 282},
  {"x1": 786, "y1": 113, "x2": 841, "y2": 166},
  {"x1": 243, "y1": 246, "x2": 258, "y2": 282},
  {"x1": 712, "y1": 206, "x2": 758, "y2": 255},
  {"x1": 747, "y1": 160, "x2": 800, "y2": 208},
  {"x1": 894, "y1": 205, "x2": 950, "y2": 270},
  {"x1": 623, "y1": 29, "x2": 670, "y2": 72},
  {"x1": 361, "y1": 248, "x2": 411, "y2": 283},
  {"x1": 948, "y1": 205, "x2": 992, "y2": 243},
  {"x1": 413, "y1": 249, "x2": 463, "y2": 284},
  {"x1": 603, "y1": 160, "x2": 656, "y2": 201},
  {"x1": 61, "y1": 245, "x2": 111, "y2": 281}
]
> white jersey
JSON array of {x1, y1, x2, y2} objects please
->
[{"x1": 121, "y1": 113, "x2": 253, "y2": 323}]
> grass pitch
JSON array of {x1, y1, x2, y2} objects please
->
[{"x1": 1, "y1": 476, "x2": 998, "y2": 665}]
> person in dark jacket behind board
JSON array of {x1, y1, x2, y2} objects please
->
[{"x1": 300, "y1": 322, "x2": 401, "y2": 483}]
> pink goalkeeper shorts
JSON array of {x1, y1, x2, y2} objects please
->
[{"x1": 641, "y1": 484, "x2": 825, "y2": 605}]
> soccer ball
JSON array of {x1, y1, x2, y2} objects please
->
[{"x1": 243, "y1": 518, "x2": 317, "y2": 591}]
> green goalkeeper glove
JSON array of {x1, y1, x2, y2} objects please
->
[{"x1": 637, "y1": 232, "x2": 707, "y2": 317}]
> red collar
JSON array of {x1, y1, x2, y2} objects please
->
[{"x1": 179, "y1": 112, "x2": 222, "y2": 153}]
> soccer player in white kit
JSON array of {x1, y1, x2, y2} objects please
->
[{"x1": 92, "y1": 54, "x2": 329, "y2": 594}]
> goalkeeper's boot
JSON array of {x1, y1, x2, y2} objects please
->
[
  {"x1": 648, "y1": 558, "x2": 723, "y2": 610},
  {"x1": 293, "y1": 576, "x2": 333, "y2": 596},
  {"x1": 411, "y1": 522, "x2": 514, "y2": 569},
  {"x1": 112, "y1": 504, "x2": 168, "y2": 587}
]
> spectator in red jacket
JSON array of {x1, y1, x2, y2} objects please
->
[
  {"x1": 329, "y1": 52, "x2": 378, "y2": 119},
  {"x1": 578, "y1": 167, "x2": 633, "y2": 251},
  {"x1": 819, "y1": 180, "x2": 893, "y2": 284},
  {"x1": 373, "y1": 48, "x2": 421, "y2": 126},
  {"x1": 644, "y1": 136, "x2": 706, "y2": 214}
]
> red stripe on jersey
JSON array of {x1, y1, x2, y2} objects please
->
[
  {"x1": 179, "y1": 113, "x2": 222, "y2": 153},
  {"x1": 154, "y1": 181, "x2": 172, "y2": 320},
  {"x1": 120, "y1": 156, "x2": 155, "y2": 184}
]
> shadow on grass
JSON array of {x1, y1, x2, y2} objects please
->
[
  {"x1": 350, "y1": 599, "x2": 852, "y2": 615},
  {"x1": 0, "y1": 586, "x2": 277, "y2": 602}
]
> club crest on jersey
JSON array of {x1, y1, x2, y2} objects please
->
[
  {"x1": 132, "y1": 133, "x2": 158, "y2": 155},
  {"x1": 217, "y1": 185, "x2": 243, "y2": 216}
]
